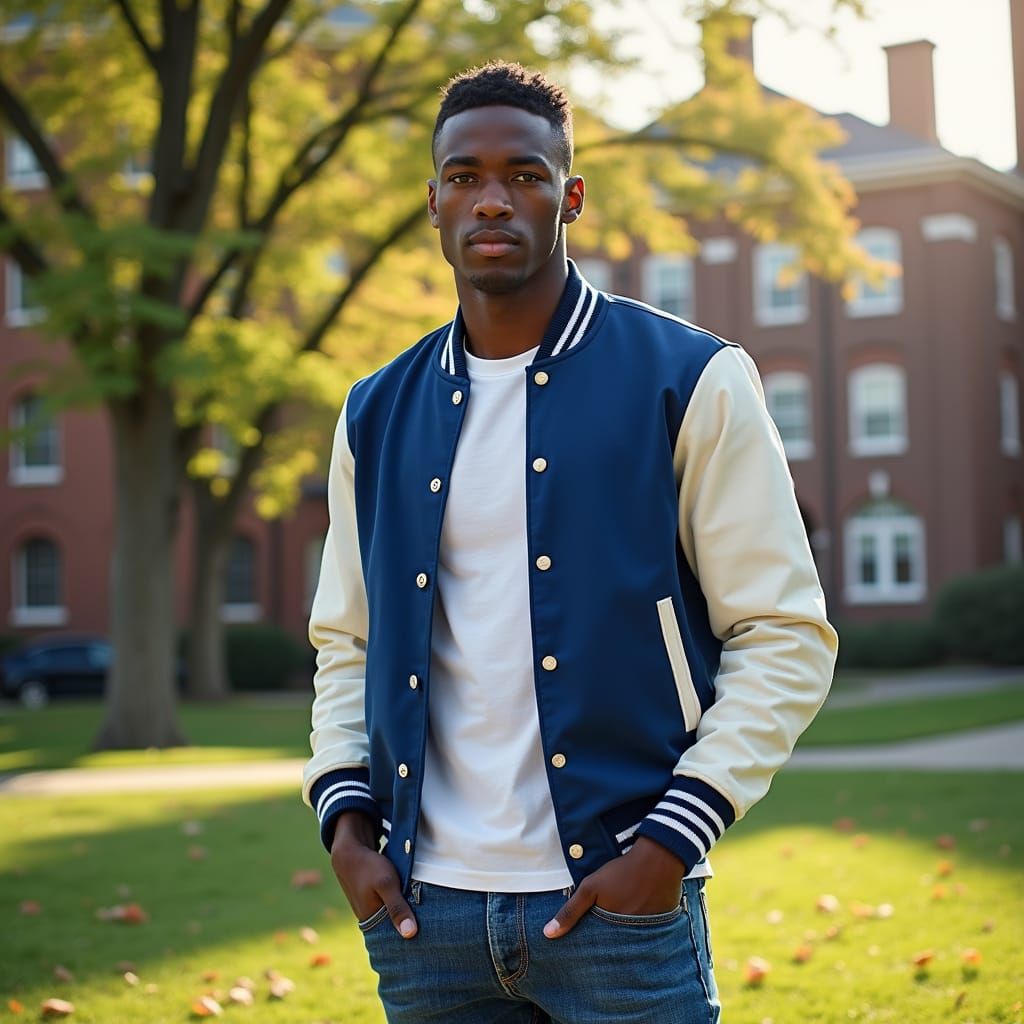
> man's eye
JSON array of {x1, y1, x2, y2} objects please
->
[
  {"x1": 513, "y1": 173, "x2": 541, "y2": 182},
  {"x1": 449, "y1": 174, "x2": 475, "y2": 184}
]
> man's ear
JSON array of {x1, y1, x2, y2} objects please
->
[
  {"x1": 562, "y1": 176, "x2": 585, "y2": 225},
  {"x1": 427, "y1": 179, "x2": 439, "y2": 228}
]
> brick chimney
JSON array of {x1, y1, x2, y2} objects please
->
[
  {"x1": 700, "y1": 13, "x2": 755, "y2": 86},
  {"x1": 883, "y1": 39, "x2": 938, "y2": 143},
  {"x1": 1011, "y1": 0, "x2": 1024, "y2": 169}
]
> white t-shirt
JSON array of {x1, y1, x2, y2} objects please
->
[{"x1": 412, "y1": 342, "x2": 573, "y2": 892}]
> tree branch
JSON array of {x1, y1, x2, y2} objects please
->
[
  {"x1": 0, "y1": 200, "x2": 49, "y2": 276},
  {"x1": 0, "y1": 74, "x2": 96, "y2": 223},
  {"x1": 111, "y1": 0, "x2": 159, "y2": 67}
]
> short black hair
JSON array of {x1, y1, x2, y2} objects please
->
[{"x1": 433, "y1": 62, "x2": 573, "y2": 174}]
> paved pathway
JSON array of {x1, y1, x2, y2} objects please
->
[{"x1": 823, "y1": 665, "x2": 1024, "y2": 709}]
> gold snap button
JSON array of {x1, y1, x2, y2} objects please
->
[
  {"x1": 532, "y1": 457, "x2": 547, "y2": 473},
  {"x1": 551, "y1": 753, "x2": 566, "y2": 768},
  {"x1": 415, "y1": 572, "x2": 428, "y2": 589},
  {"x1": 541, "y1": 655, "x2": 558, "y2": 671},
  {"x1": 534, "y1": 371, "x2": 549, "y2": 386},
  {"x1": 398, "y1": 763, "x2": 409, "y2": 778},
  {"x1": 452, "y1": 390, "x2": 463, "y2": 405},
  {"x1": 409, "y1": 674, "x2": 419, "y2": 689},
  {"x1": 569, "y1": 843, "x2": 584, "y2": 860},
  {"x1": 536, "y1": 555, "x2": 552, "y2": 571}
]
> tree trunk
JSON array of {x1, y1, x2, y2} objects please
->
[
  {"x1": 93, "y1": 392, "x2": 187, "y2": 750},
  {"x1": 186, "y1": 483, "x2": 232, "y2": 701}
]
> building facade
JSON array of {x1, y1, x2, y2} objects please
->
[{"x1": 2, "y1": 10, "x2": 1023, "y2": 644}]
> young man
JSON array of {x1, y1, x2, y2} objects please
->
[{"x1": 303, "y1": 62, "x2": 837, "y2": 1023}]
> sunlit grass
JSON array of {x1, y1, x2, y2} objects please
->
[{"x1": 2, "y1": 771, "x2": 1021, "y2": 1023}]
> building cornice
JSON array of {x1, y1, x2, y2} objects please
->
[{"x1": 834, "y1": 148, "x2": 1024, "y2": 209}]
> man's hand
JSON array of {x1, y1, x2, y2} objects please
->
[
  {"x1": 543, "y1": 836, "x2": 687, "y2": 938},
  {"x1": 330, "y1": 811, "x2": 418, "y2": 939}
]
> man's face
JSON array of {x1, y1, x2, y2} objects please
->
[{"x1": 428, "y1": 105, "x2": 583, "y2": 295}]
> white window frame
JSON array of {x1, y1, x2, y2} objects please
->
[
  {"x1": 221, "y1": 535, "x2": 261, "y2": 623},
  {"x1": 1001, "y1": 371, "x2": 1021, "y2": 457},
  {"x1": 848, "y1": 363, "x2": 908, "y2": 457},
  {"x1": 845, "y1": 511, "x2": 926, "y2": 605},
  {"x1": 846, "y1": 227, "x2": 903, "y2": 318},
  {"x1": 9, "y1": 393, "x2": 62, "y2": 486},
  {"x1": 576, "y1": 257, "x2": 613, "y2": 293},
  {"x1": 10, "y1": 538, "x2": 68, "y2": 627},
  {"x1": 763, "y1": 371, "x2": 814, "y2": 460},
  {"x1": 995, "y1": 237, "x2": 1017, "y2": 322},
  {"x1": 753, "y1": 243, "x2": 808, "y2": 326},
  {"x1": 4, "y1": 135, "x2": 45, "y2": 190},
  {"x1": 1005, "y1": 517, "x2": 1023, "y2": 564},
  {"x1": 4, "y1": 260, "x2": 44, "y2": 327},
  {"x1": 642, "y1": 253, "x2": 694, "y2": 321}
]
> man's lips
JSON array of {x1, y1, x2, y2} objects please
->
[{"x1": 467, "y1": 231, "x2": 519, "y2": 258}]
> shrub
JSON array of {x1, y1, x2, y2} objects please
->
[
  {"x1": 224, "y1": 624, "x2": 305, "y2": 690},
  {"x1": 835, "y1": 619, "x2": 945, "y2": 669},
  {"x1": 933, "y1": 564, "x2": 1024, "y2": 665}
]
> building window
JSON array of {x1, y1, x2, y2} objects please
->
[
  {"x1": 1001, "y1": 372, "x2": 1021, "y2": 457},
  {"x1": 9, "y1": 392, "x2": 62, "y2": 486},
  {"x1": 222, "y1": 535, "x2": 260, "y2": 622},
  {"x1": 995, "y1": 237, "x2": 1017, "y2": 322},
  {"x1": 844, "y1": 500, "x2": 926, "y2": 604},
  {"x1": 643, "y1": 253, "x2": 694, "y2": 320},
  {"x1": 4, "y1": 135, "x2": 44, "y2": 190},
  {"x1": 210, "y1": 423, "x2": 239, "y2": 476},
  {"x1": 306, "y1": 534, "x2": 326, "y2": 612},
  {"x1": 4, "y1": 260, "x2": 43, "y2": 327},
  {"x1": 847, "y1": 228, "x2": 903, "y2": 318},
  {"x1": 753, "y1": 243, "x2": 807, "y2": 326},
  {"x1": 1005, "y1": 517, "x2": 1023, "y2": 564},
  {"x1": 849, "y1": 363, "x2": 908, "y2": 456},
  {"x1": 763, "y1": 371, "x2": 814, "y2": 460},
  {"x1": 576, "y1": 257, "x2": 613, "y2": 293},
  {"x1": 11, "y1": 537, "x2": 67, "y2": 627}
]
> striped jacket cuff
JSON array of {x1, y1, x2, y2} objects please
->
[
  {"x1": 309, "y1": 767, "x2": 381, "y2": 853},
  {"x1": 635, "y1": 776, "x2": 736, "y2": 872}
]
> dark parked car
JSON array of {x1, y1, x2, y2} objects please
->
[{"x1": 1, "y1": 635, "x2": 112, "y2": 708}]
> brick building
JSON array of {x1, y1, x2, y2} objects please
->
[{"x1": 2, "y1": 7, "x2": 1023, "y2": 643}]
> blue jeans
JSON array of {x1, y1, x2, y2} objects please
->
[{"x1": 359, "y1": 878, "x2": 721, "y2": 1023}]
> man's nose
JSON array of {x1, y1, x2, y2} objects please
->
[{"x1": 473, "y1": 182, "x2": 513, "y2": 218}]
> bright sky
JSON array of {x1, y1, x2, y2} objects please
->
[{"x1": 572, "y1": 0, "x2": 1018, "y2": 171}]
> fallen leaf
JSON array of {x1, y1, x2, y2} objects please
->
[
  {"x1": 264, "y1": 969, "x2": 281, "y2": 981},
  {"x1": 824, "y1": 925, "x2": 842, "y2": 941},
  {"x1": 851, "y1": 834, "x2": 870, "y2": 849},
  {"x1": 233, "y1": 977, "x2": 255, "y2": 992},
  {"x1": 912, "y1": 950, "x2": 935, "y2": 967},
  {"x1": 144, "y1": 984, "x2": 159, "y2": 995},
  {"x1": 850, "y1": 902, "x2": 876, "y2": 919},
  {"x1": 968, "y1": 818, "x2": 989, "y2": 833},
  {"x1": 291, "y1": 869, "x2": 323, "y2": 889},
  {"x1": 816, "y1": 894, "x2": 840, "y2": 914},
  {"x1": 187, "y1": 846, "x2": 208, "y2": 861},
  {"x1": 792, "y1": 945, "x2": 813, "y2": 963},
  {"x1": 743, "y1": 957, "x2": 770, "y2": 986},
  {"x1": 182, "y1": 820, "x2": 204, "y2": 837},
  {"x1": 7, "y1": 999, "x2": 24, "y2": 1014},
  {"x1": 53, "y1": 966, "x2": 73, "y2": 983},
  {"x1": 931, "y1": 885, "x2": 948, "y2": 901},
  {"x1": 876, "y1": 903, "x2": 894, "y2": 918},
  {"x1": 269, "y1": 976, "x2": 295, "y2": 999},
  {"x1": 833, "y1": 817, "x2": 857, "y2": 833},
  {"x1": 765, "y1": 909, "x2": 784, "y2": 925},
  {"x1": 299, "y1": 926, "x2": 319, "y2": 945},
  {"x1": 310, "y1": 953, "x2": 332, "y2": 967},
  {"x1": 935, "y1": 834, "x2": 956, "y2": 850},
  {"x1": 961, "y1": 948, "x2": 982, "y2": 966},
  {"x1": 981, "y1": 919, "x2": 995, "y2": 933},
  {"x1": 40, "y1": 998, "x2": 75, "y2": 1017},
  {"x1": 190, "y1": 995, "x2": 223, "y2": 1017},
  {"x1": 200, "y1": 970, "x2": 219, "y2": 983},
  {"x1": 228, "y1": 987, "x2": 254, "y2": 1006},
  {"x1": 97, "y1": 903, "x2": 148, "y2": 924},
  {"x1": 19, "y1": 900, "x2": 41, "y2": 915},
  {"x1": 114, "y1": 961, "x2": 136, "y2": 973},
  {"x1": 936, "y1": 859, "x2": 954, "y2": 877},
  {"x1": 272, "y1": 930, "x2": 288, "y2": 944},
  {"x1": 953, "y1": 991, "x2": 967, "y2": 1010},
  {"x1": 123, "y1": 972, "x2": 139, "y2": 986},
  {"x1": 778, "y1": 844, "x2": 794, "y2": 859},
  {"x1": 187, "y1": 921, "x2": 203, "y2": 934},
  {"x1": 116, "y1": 884, "x2": 132, "y2": 899}
]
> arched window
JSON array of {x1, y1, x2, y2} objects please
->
[
  {"x1": 846, "y1": 228, "x2": 902, "y2": 317},
  {"x1": 848, "y1": 363, "x2": 907, "y2": 456},
  {"x1": 1000, "y1": 371, "x2": 1021, "y2": 457},
  {"x1": 753, "y1": 243, "x2": 807, "y2": 326},
  {"x1": 763, "y1": 371, "x2": 813, "y2": 460},
  {"x1": 222, "y1": 535, "x2": 260, "y2": 622},
  {"x1": 12, "y1": 537, "x2": 66, "y2": 626},
  {"x1": 643, "y1": 253, "x2": 694, "y2": 320},
  {"x1": 995, "y1": 237, "x2": 1016, "y2": 322},
  {"x1": 844, "y1": 499, "x2": 925, "y2": 604},
  {"x1": 9, "y1": 392, "x2": 61, "y2": 485}
]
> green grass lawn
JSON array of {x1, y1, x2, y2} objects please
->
[
  {"x1": 0, "y1": 701, "x2": 313, "y2": 773},
  {"x1": 800, "y1": 686, "x2": 1024, "y2": 746},
  {"x1": 2, "y1": 771, "x2": 1022, "y2": 1023}
]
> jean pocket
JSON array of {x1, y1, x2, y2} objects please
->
[
  {"x1": 357, "y1": 904, "x2": 389, "y2": 933},
  {"x1": 589, "y1": 902, "x2": 684, "y2": 928}
]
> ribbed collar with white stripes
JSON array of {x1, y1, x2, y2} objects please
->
[{"x1": 438, "y1": 260, "x2": 604, "y2": 378}]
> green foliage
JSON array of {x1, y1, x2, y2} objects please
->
[
  {"x1": 835, "y1": 619, "x2": 945, "y2": 670},
  {"x1": 933, "y1": 565, "x2": 1024, "y2": 666},
  {"x1": 223, "y1": 623, "x2": 306, "y2": 691}
]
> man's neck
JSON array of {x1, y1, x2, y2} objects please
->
[{"x1": 456, "y1": 256, "x2": 568, "y2": 360}]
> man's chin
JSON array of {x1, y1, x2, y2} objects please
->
[{"x1": 466, "y1": 267, "x2": 527, "y2": 295}]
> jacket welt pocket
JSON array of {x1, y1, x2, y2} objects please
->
[{"x1": 656, "y1": 597, "x2": 702, "y2": 733}]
